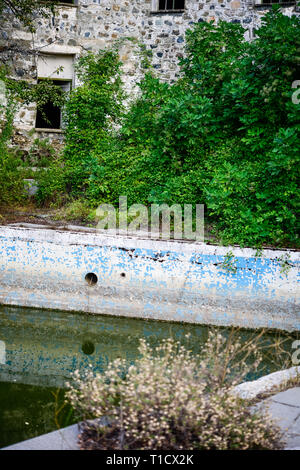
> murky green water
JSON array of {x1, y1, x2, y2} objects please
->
[{"x1": 0, "y1": 305, "x2": 298, "y2": 448}]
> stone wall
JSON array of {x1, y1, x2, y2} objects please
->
[{"x1": 0, "y1": 0, "x2": 298, "y2": 148}]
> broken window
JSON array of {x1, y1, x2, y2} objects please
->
[
  {"x1": 45, "y1": 0, "x2": 77, "y2": 4},
  {"x1": 35, "y1": 54, "x2": 74, "y2": 130},
  {"x1": 35, "y1": 80, "x2": 71, "y2": 130},
  {"x1": 158, "y1": 0, "x2": 185, "y2": 11},
  {"x1": 254, "y1": 0, "x2": 295, "y2": 4}
]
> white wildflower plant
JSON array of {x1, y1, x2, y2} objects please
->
[{"x1": 65, "y1": 330, "x2": 285, "y2": 450}]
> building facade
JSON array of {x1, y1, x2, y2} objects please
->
[{"x1": 0, "y1": 0, "x2": 298, "y2": 149}]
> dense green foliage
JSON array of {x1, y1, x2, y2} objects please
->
[
  {"x1": 7, "y1": 8, "x2": 300, "y2": 247},
  {"x1": 0, "y1": 89, "x2": 26, "y2": 205},
  {"x1": 0, "y1": 73, "x2": 65, "y2": 206},
  {"x1": 35, "y1": 50, "x2": 125, "y2": 204},
  {"x1": 0, "y1": 0, "x2": 67, "y2": 208}
]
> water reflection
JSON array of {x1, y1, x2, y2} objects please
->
[
  {"x1": 0, "y1": 340, "x2": 5, "y2": 365},
  {"x1": 0, "y1": 305, "x2": 298, "y2": 388},
  {"x1": 0, "y1": 306, "x2": 211, "y2": 388},
  {"x1": 0, "y1": 305, "x2": 298, "y2": 448}
]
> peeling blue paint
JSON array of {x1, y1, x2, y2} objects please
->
[{"x1": 0, "y1": 226, "x2": 299, "y2": 331}]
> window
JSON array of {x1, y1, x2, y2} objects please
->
[
  {"x1": 46, "y1": 0, "x2": 77, "y2": 4},
  {"x1": 35, "y1": 80, "x2": 71, "y2": 130},
  {"x1": 158, "y1": 0, "x2": 185, "y2": 12},
  {"x1": 254, "y1": 0, "x2": 295, "y2": 5},
  {"x1": 35, "y1": 54, "x2": 74, "y2": 130}
]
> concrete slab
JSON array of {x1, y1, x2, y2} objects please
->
[
  {"x1": 1, "y1": 424, "x2": 80, "y2": 450},
  {"x1": 271, "y1": 388, "x2": 300, "y2": 408},
  {"x1": 257, "y1": 387, "x2": 300, "y2": 450},
  {"x1": 284, "y1": 433, "x2": 300, "y2": 449},
  {"x1": 285, "y1": 414, "x2": 300, "y2": 449},
  {"x1": 263, "y1": 401, "x2": 300, "y2": 431}
]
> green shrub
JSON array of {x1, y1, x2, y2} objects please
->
[
  {"x1": 35, "y1": 157, "x2": 67, "y2": 206},
  {"x1": 0, "y1": 73, "x2": 65, "y2": 206},
  {"x1": 62, "y1": 50, "x2": 124, "y2": 195},
  {"x1": 204, "y1": 128, "x2": 300, "y2": 247},
  {"x1": 38, "y1": 9, "x2": 300, "y2": 248},
  {"x1": 0, "y1": 149, "x2": 27, "y2": 205},
  {"x1": 53, "y1": 199, "x2": 96, "y2": 223},
  {"x1": 0, "y1": 90, "x2": 27, "y2": 205},
  {"x1": 26, "y1": 138, "x2": 56, "y2": 168}
]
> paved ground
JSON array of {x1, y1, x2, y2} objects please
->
[
  {"x1": 257, "y1": 387, "x2": 300, "y2": 450},
  {"x1": 2, "y1": 424, "x2": 80, "y2": 451},
  {"x1": 2, "y1": 387, "x2": 300, "y2": 450}
]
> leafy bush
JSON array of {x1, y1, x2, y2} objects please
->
[
  {"x1": 34, "y1": 156, "x2": 67, "y2": 206},
  {"x1": 66, "y1": 333, "x2": 284, "y2": 450},
  {"x1": 36, "y1": 50, "x2": 124, "y2": 205},
  {"x1": 0, "y1": 69, "x2": 64, "y2": 206},
  {"x1": 0, "y1": 149, "x2": 27, "y2": 206},
  {"x1": 205, "y1": 128, "x2": 300, "y2": 246},
  {"x1": 37, "y1": 9, "x2": 300, "y2": 248},
  {"x1": 52, "y1": 198, "x2": 96, "y2": 223},
  {"x1": 26, "y1": 138, "x2": 56, "y2": 168},
  {"x1": 63, "y1": 51, "x2": 124, "y2": 195},
  {"x1": 0, "y1": 90, "x2": 27, "y2": 205}
]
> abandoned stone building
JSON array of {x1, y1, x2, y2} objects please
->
[{"x1": 0, "y1": 0, "x2": 298, "y2": 148}]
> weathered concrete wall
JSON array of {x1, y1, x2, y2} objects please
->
[
  {"x1": 0, "y1": 0, "x2": 298, "y2": 148},
  {"x1": 0, "y1": 225, "x2": 299, "y2": 331}
]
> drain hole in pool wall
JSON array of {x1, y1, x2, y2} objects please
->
[
  {"x1": 85, "y1": 272, "x2": 98, "y2": 286},
  {"x1": 121, "y1": 273, "x2": 126, "y2": 278},
  {"x1": 81, "y1": 341, "x2": 95, "y2": 355}
]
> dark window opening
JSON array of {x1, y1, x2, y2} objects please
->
[
  {"x1": 255, "y1": 0, "x2": 295, "y2": 4},
  {"x1": 35, "y1": 80, "x2": 70, "y2": 130},
  {"x1": 159, "y1": 0, "x2": 185, "y2": 11},
  {"x1": 46, "y1": 0, "x2": 76, "y2": 4},
  {"x1": 36, "y1": 100, "x2": 61, "y2": 129}
]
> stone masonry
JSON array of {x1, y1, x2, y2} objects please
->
[{"x1": 0, "y1": 0, "x2": 298, "y2": 148}]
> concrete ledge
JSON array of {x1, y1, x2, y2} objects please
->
[{"x1": 233, "y1": 366, "x2": 300, "y2": 400}]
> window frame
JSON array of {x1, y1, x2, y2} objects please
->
[
  {"x1": 253, "y1": 0, "x2": 296, "y2": 6},
  {"x1": 55, "y1": 0, "x2": 78, "y2": 7},
  {"x1": 151, "y1": 0, "x2": 185, "y2": 14},
  {"x1": 35, "y1": 78, "x2": 72, "y2": 132}
]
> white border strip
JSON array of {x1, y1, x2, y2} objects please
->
[{"x1": 233, "y1": 366, "x2": 300, "y2": 400}]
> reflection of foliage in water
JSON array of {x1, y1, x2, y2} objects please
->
[{"x1": 0, "y1": 383, "x2": 75, "y2": 448}]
